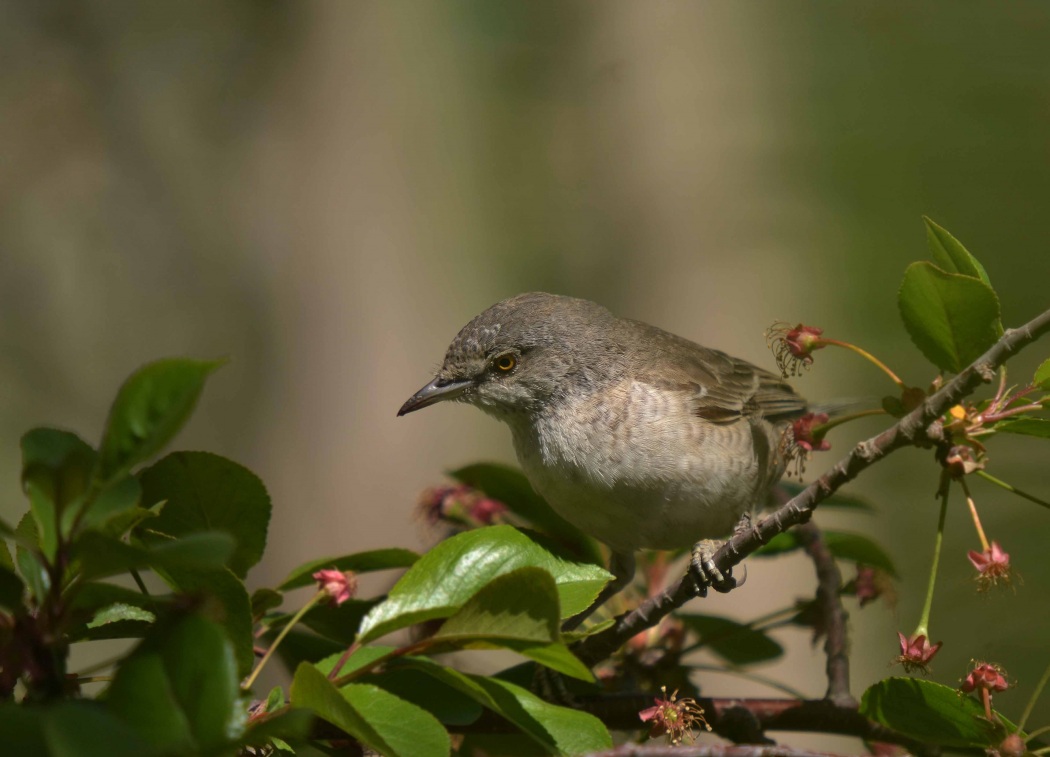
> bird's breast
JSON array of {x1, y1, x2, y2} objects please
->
[{"x1": 508, "y1": 382, "x2": 776, "y2": 552}]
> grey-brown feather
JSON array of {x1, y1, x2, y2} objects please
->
[{"x1": 429, "y1": 293, "x2": 807, "y2": 553}]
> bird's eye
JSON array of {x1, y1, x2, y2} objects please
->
[{"x1": 493, "y1": 354, "x2": 517, "y2": 373}]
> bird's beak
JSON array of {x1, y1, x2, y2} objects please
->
[{"x1": 397, "y1": 377, "x2": 472, "y2": 416}]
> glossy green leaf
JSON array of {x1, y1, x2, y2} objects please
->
[
  {"x1": 358, "y1": 526, "x2": 612, "y2": 644},
  {"x1": 1035, "y1": 358, "x2": 1050, "y2": 391},
  {"x1": 342, "y1": 684, "x2": 451, "y2": 757},
  {"x1": 923, "y1": 217, "x2": 992, "y2": 286},
  {"x1": 291, "y1": 663, "x2": 450, "y2": 757},
  {"x1": 21, "y1": 428, "x2": 96, "y2": 560},
  {"x1": 450, "y1": 463, "x2": 604, "y2": 564},
  {"x1": 995, "y1": 418, "x2": 1050, "y2": 439},
  {"x1": 96, "y1": 358, "x2": 223, "y2": 482},
  {"x1": 403, "y1": 658, "x2": 611, "y2": 755},
  {"x1": 899, "y1": 261, "x2": 1002, "y2": 373},
  {"x1": 860, "y1": 677, "x2": 1008, "y2": 748},
  {"x1": 279, "y1": 548, "x2": 419, "y2": 591},
  {"x1": 137, "y1": 451, "x2": 271, "y2": 578},
  {"x1": 107, "y1": 614, "x2": 242, "y2": 753},
  {"x1": 679, "y1": 613, "x2": 783, "y2": 665},
  {"x1": 431, "y1": 567, "x2": 592, "y2": 681},
  {"x1": 0, "y1": 565, "x2": 25, "y2": 611}
]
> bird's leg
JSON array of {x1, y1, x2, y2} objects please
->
[
  {"x1": 561, "y1": 550, "x2": 636, "y2": 632},
  {"x1": 689, "y1": 512, "x2": 752, "y2": 596}
]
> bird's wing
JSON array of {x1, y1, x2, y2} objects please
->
[{"x1": 628, "y1": 322, "x2": 807, "y2": 425}]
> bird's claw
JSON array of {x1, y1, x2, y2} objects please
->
[{"x1": 689, "y1": 539, "x2": 743, "y2": 596}]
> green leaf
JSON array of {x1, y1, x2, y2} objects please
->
[
  {"x1": 137, "y1": 451, "x2": 271, "y2": 578},
  {"x1": 279, "y1": 548, "x2": 419, "y2": 591},
  {"x1": 899, "y1": 261, "x2": 1002, "y2": 373},
  {"x1": 96, "y1": 358, "x2": 223, "y2": 482},
  {"x1": 21, "y1": 428, "x2": 96, "y2": 560},
  {"x1": 995, "y1": 418, "x2": 1050, "y2": 439},
  {"x1": 15, "y1": 512, "x2": 49, "y2": 601},
  {"x1": 450, "y1": 463, "x2": 604, "y2": 564},
  {"x1": 107, "y1": 614, "x2": 242, "y2": 753},
  {"x1": 67, "y1": 582, "x2": 165, "y2": 642},
  {"x1": 823, "y1": 531, "x2": 898, "y2": 577},
  {"x1": 297, "y1": 598, "x2": 381, "y2": 645},
  {"x1": 291, "y1": 663, "x2": 450, "y2": 757},
  {"x1": 860, "y1": 677, "x2": 1008, "y2": 748},
  {"x1": 42, "y1": 701, "x2": 154, "y2": 757},
  {"x1": 87, "y1": 602, "x2": 156, "y2": 628},
  {"x1": 155, "y1": 566, "x2": 255, "y2": 677},
  {"x1": 431, "y1": 567, "x2": 592, "y2": 681},
  {"x1": 358, "y1": 526, "x2": 612, "y2": 644},
  {"x1": 0, "y1": 538, "x2": 13, "y2": 572},
  {"x1": 74, "y1": 531, "x2": 235, "y2": 580},
  {"x1": 69, "y1": 475, "x2": 142, "y2": 537},
  {"x1": 403, "y1": 658, "x2": 612, "y2": 755},
  {"x1": 679, "y1": 613, "x2": 783, "y2": 665},
  {"x1": 1035, "y1": 358, "x2": 1050, "y2": 391},
  {"x1": 251, "y1": 587, "x2": 284, "y2": 618},
  {"x1": 923, "y1": 217, "x2": 992, "y2": 286},
  {"x1": 357, "y1": 667, "x2": 484, "y2": 726},
  {"x1": 753, "y1": 532, "x2": 803, "y2": 556},
  {"x1": 0, "y1": 565, "x2": 25, "y2": 611},
  {"x1": 776, "y1": 481, "x2": 875, "y2": 511},
  {"x1": 753, "y1": 530, "x2": 897, "y2": 576}
]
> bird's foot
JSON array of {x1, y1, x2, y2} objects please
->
[
  {"x1": 689, "y1": 539, "x2": 742, "y2": 596},
  {"x1": 532, "y1": 665, "x2": 580, "y2": 706}
]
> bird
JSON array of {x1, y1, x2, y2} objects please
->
[{"x1": 398, "y1": 293, "x2": 808, "y2": 627}]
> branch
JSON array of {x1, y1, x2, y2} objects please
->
[
  {"x1": 585, "y1": 745, "x2": 845, "y2": 757},
  {"x1": 445, "y1": 695, "x2": 934, "y2": 754},
  {"x1": 795, "y1": 521, "x2": 853, "y2": 707},
  {"x1": 576, "y1": 306, "x2": 1050, "y2": 666}
]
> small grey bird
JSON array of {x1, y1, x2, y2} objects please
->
[{"x1": 398, "y1": 293, "x2": 807, "y2": 624}]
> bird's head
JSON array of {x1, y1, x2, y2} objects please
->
[{"x1": 397, "y1": 292, "x2": 617, "y2": 421}]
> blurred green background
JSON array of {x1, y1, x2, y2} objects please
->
[{"x1": 3, "y1": 0, "x2": 1048, "y2": 741}]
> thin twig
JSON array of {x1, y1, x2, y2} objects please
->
[
  {"x1": 794, "y1": 522, "x2": 853, "y2": 707},
  {"x1": 575, "y1": 306, "x2": 1050, "y2": 667},
  {"x1": 585, "y1": 745, "x2": 845, "y2": 757}
]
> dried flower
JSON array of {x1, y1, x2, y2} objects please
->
[
  {"x1": 895, "y1": 632, "x2": 942, "y2": 674},
  {"x1": 313, "y1": 569, "x2": 358, "y2": 606},
  {"x1": 943, "y1": 445, "x2": 985, "y2": 478},
  {"x1": 961, "y1": 662, "x2": 1009, "y2": 694},
  {"x1": 849, "y1": 565, "x2": 895, "y2": 608},
  {"x1": 968, "y1": 541, "x2": 1013, "y2": 591},
  {"x1": 767, "y1": 323, "x2": 826, "y2": 377},
  {"x1": 638, "y1": 686, "x2": 711, "y2": 745},
  {"x1": 792, "y1": 412, "x2": 831, "y2": 453},
  {"x1": 417, "y1": 484, "x2": 508, "y2": 530}
]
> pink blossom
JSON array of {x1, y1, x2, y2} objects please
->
[{"x1": 313, "y1": 569, "x2": 358, "y2": 606}]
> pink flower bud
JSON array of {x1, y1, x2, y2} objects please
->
[
  {"x1": 895, "y1": 632, "x2": 942, "y2": 674},
  {"x1": 312, "y1": 569, "x2": 358, "y2": 606}
]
